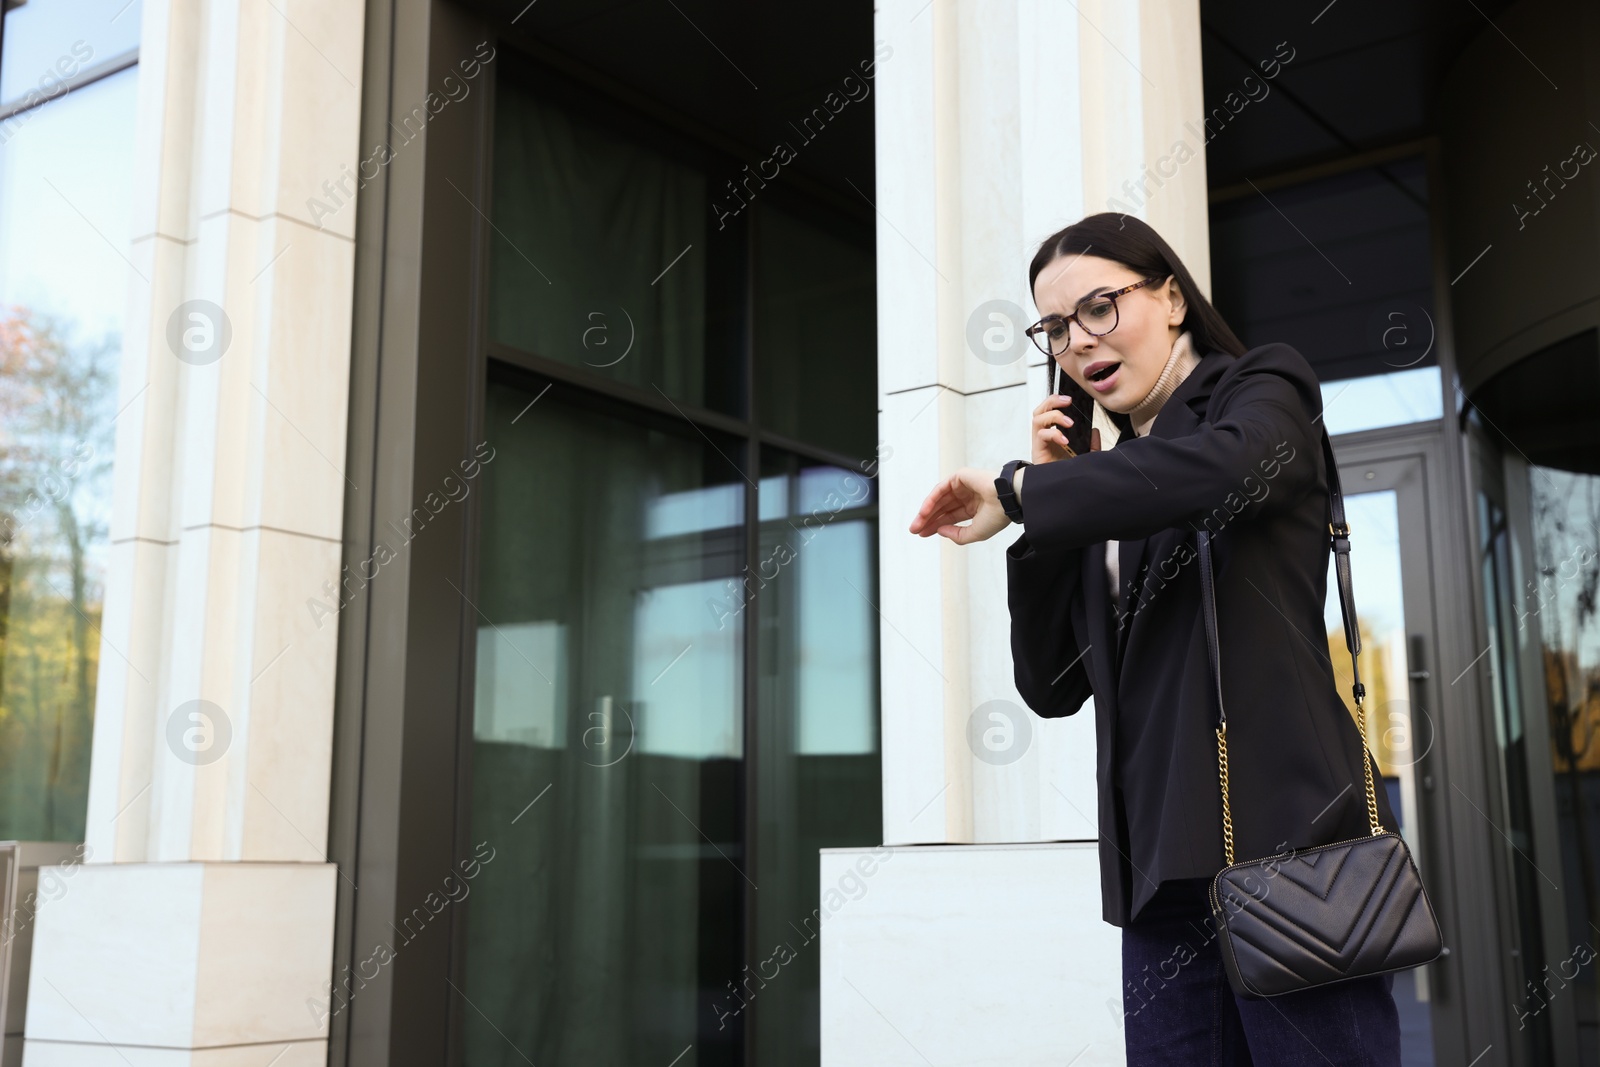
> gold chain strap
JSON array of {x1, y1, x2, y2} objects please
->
[
  {"x1": 1210, "y1": 443, "x2": 1387, "y2": 867},
  {"x1": 1214, "y1": 652, "x2": 1386, "y2": 868},
  {"x1": 1353, "y1": 686, "x2": 1384, "y2": 837},
  {"x1": 1217, "y1": 723, "x2": 1235, "y2": 866}
]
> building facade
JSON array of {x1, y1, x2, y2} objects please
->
[{"x1": 0, "y1": 0, "x2": 1597, "y2": 1064}]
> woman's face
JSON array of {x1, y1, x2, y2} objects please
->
[{"x1": 1031, "y1": 253, "x2": 1188, "y2": 412}]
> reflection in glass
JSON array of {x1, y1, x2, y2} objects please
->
[
  {"x1": 463, "y1": 376, "x2": 747, "y2": 1066},
  {"x1": 488, "y1": 72, "x2": 744, "y2": 415},
  {"x1": 0, "y1": 66, "x2": 134, "y2": 840},
  {"x1": 1480, "y1": 488, "x2": 1556, "y2": 1064},
  {"x1": 635, "y1": 577, "x2": 741, "y2": 759},
  {"x1": 750, "y1": 448, "x2": 881, "y2": 1065},
  {"x1": 1528, "y1": 468, "x2": 1600, "y2": 1060},
  {"x1": 754, "y1": 205, "x2": 876, "y2": 459}
]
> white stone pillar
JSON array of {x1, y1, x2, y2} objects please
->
[
  {"x1": 22, "y1": 0, "x2": 363, "y2": 1062},
  {"x1": 843, "y1": 2, "x2": 1208, "y2": 1058},
  {"x1": 875, "y1": 0, "x2": 1210, "y2": 846}
]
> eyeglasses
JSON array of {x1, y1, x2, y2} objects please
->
[{"x1": 1025, "y1": 276, "x2": 1167, "y2": 357}]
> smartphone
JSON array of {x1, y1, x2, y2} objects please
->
[{"x1": 1048, "y1": 361, "x2": 1093, "y2": 457}]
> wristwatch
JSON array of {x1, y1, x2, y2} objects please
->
[{"x1": 995, "y1": 459, "x2": 1030, "y2": 524}]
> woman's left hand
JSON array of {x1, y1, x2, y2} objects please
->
[{"x1": 908, "y1": 467, "x2": 1011, "y2": 545}]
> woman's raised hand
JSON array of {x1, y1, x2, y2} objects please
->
[
  {"x1": 907, "y1": 395, "x2": 1104, "y2": 546},
  {"x1": 1033, "y1": 394, "x2": 1074, "y2": 464},
  {"x1": 1032, "y1": 394, "x2": 1101, "y2": 463},
  {"x1": 908, "y1": 468, "x2": 1010, "y2": 545}
]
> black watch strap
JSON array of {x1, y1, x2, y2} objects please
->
[{"x1": 995, "y1": 459, "x2": 1030, "y2": 524}]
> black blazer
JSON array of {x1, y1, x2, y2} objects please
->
[{"x1": 1005, "y1": 342, "x2": 1398, "y2": 927}]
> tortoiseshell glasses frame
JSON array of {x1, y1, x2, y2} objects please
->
[{"x1": 1025, "y1": 275, "x2": 1167, "y2": 357}]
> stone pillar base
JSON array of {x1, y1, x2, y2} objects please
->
[
  {"x1": 22, "y1": 863, "x2": 335, "y2": 1061},
  {"x1": 820, "y1": 843, "x2": 1122, "y2": 1063},
  {"x1": 23, "y1": 1039, "x2": 325, "y2": 1066}
]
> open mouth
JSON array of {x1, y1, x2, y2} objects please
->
[{"x1": 1087, "y1": 361, "x2": 1121, "y2": 382}]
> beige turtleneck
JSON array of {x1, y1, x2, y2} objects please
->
[
  {"x1": 1107, "y1": 331, "x2": 1200, "y2": 609},
  {"x1": 1125, "y1": 330, "x2": 1200, "y2": 437}
]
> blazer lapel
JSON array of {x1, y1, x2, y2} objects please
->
[{"x1": 1113, "y1": 350, "x2": 1226, "y2": 666}]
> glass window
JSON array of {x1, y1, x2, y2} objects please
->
[
  {"x1": 0, "y1": 0, "x2": 140, "y2": 112},
  {"x1": 469, "y1": 57, "x2": 881, "y2": 1067},
  {"x1": 749, "y1": 447, "x2": 881, "y2": 1064},
  {"x1": 754, "y1": 205, "x2": 876, "y2": 459},
  {"x1": 488, "y1": 72, "x2": 745, "y2": 416},
  {"x1": 1526, "y1": 467, "x2": 1600, "y2": 1060},
  {"x1": 1478, "y1": 487, "x2": 1559, "y2": 1064},
  {"x1": 0, "y1": 40, "x2": 136, "y2": 840},
  {"x1": 1469, "y1": 330, "x2": 1600, "y2": 1062},
  {"x1": 463, "y1": 375, "x2": 748, "y2": 1065},
  {"x1": 1318, "y1": 366, "x2": 1442, "y2": 435}
]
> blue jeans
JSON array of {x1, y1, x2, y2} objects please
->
[{"x1": 1121, "y1": 877, "x2": 1402, "y2": 1066}]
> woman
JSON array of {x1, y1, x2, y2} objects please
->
[{"x1": 908, "y1": 213, "x2": 1404, "y2": 1064}]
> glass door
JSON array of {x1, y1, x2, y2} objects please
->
[
  {"x1": 1515, "y1": 462, "x2": 1600, "y2": 1065},
  {"x1": 463, "y1": 373, "x2": 749, "y2": 1066},
  {"x1": 1471, "y1": 415, "x2": 1600, "y2": 1067},
  {"x1": 1324, "y1": 439, "x2": 1454, "y2": 1064},
  {"x1": 451, "y1": 48, "x2": 882, "y2": 1067}
]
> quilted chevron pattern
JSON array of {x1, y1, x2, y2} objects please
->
[{"x1": 1210, "y1": 833, "x2": 1444, "y2": 999}]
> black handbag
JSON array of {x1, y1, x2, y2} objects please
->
[{"x1": 1197, "y1": 428, "x2": 1444, "y2": 999}]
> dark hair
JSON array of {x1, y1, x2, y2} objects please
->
[
  {"x1": 1028, "y1": 214, "x2": 1247, "y2": 452},
  {"x1": 1029, "y1": 213, "x2": 1246, "y2": 358}
]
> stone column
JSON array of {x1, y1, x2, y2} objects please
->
[
  {"x1": 874, "y1": 0, "x2": 1209, "y2": 846},
  {"x1": 23, "y1": 0, "x2": 363, "y2": 1061}
]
